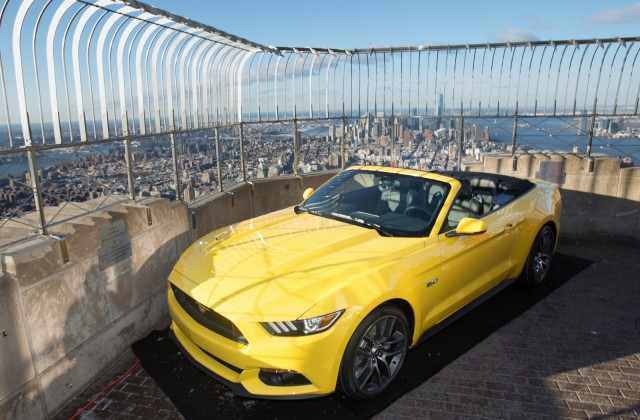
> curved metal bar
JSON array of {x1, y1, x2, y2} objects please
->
[
  {"x1": 202, "y1": 43, "x2": 225, "y2": 125},
  {"x1": 214, "y1": 46, "x2": 234, "y2": 123},
  {"x1": 613, "y1": 42, "x2": 636, "y2": 114},
  {"x1": 325, "y1": 54, "x2": 335, "y2": 118},
  {"x1": 12, "y1": 0, "x2": 37, "y2": 145},
  {"x1": 309, "y1": 52, "x2": 318, "y2": 118},
  {"x1": 524, "y1": 45, "x2": 537, "y2": 113},
  {"x1": 164, "y1": 27, "x2": 201, "y2": 129},
  {"x1": 263, "y1": 53, "x2": 275, "y2": 121},
  {"x1": 416, "y1": 50, "x2": 421, "y2": 116},
  {"x1": 468, "y1": 48, "x2": 477, "y2": 114},
  {"x1": 496, "y1": 46, "x2": 508, "y2": 114},
  {"x1": 176, "y1": 34, "x2": 205, "y2": 129},
  {"x1": 126, "y1": 20, "x2": 151, "y2": 134},
  {"x1": 374, "y1": 51, "x2": 378, "y2": 115},
  {"x1": 357, "y1": 53, "x2": 361, "y2": 117},
  {"x1": 237, "y1": 50, "x2": 255, "y2": 122},
  {"x1": 62, "y1": 4, "x2": 90, "y2": 142},
  {"x1": 96, "y1": 5, "x2": 137, "y2": 139},
  {"x1": 390, "y1": 51, "x2": 395, "y2": 116},
  {"x1": 135, "y1": 17, "x2": 172, "y2": 135},
  {"x1": 624, "y1": 43, "x2": 640, "y2": 113},
  {"x1": 572, "y1": 44, "x2": 591, "y2": 115},
  {"x1": 298, "y1": 52, "x2": 311, "y2": 117},
  {"x1": 592, "y1": 44, "x2": 613, "y2": 113},
  {"x1": 562, "y1": 44, "x2": 579, "y2": 114},
  {"x1": 107, "y1": 15, "x2": 132, "y2": 137},
  {"x1": 251, "y1": 51, "x2": 263, "y2": 121},
  {"x1": 85, "y1": 8, "x2": 111, "y2": 140},
  {"x1": 550, "y1": 44, "x2": 568, "y2": 114},
  {"x1": 582, "y1": 44, "x2": 602, "y2": 113},
  {"x1": 0, "y1": 0, "x2": 15, "y2": 147},
  {"x1": 314, "y1": 53, "x2": 327, "y2": 118},
  {"x1": 602, "y1": 41, "x2": 624, "y2": 112},
  {"x1": 149, "y1": 22, "x2": 182, "y2": 132},
  {"x1": 542, "y1": 43, "x2": 557, "y2": 114},
  {"x1": 117, "y1": 12, "x2": 155, "y2": 134},
  {"x1": 451, "y1": 49, "x2": 459, "y2": 112},
  {"x1": 274, "y1": 54, "x2": 283, "y2": 119},
  {"x1": 533, "y1": 44, "x2": 549, "y2": 115},
  {"x1": 222, "y1": 48, "x2": 243, "y2": 123},
  {"x1": 514, "y1": 45, "x2": 527, "y2": 112},
  {"x1": 433, "y1": 50, "x2": 439, "y2": 116},
  {"x1": 281, "y1": 52, "x2": 294, "y2": 118},
  {"x1": 32, "y1": 0, "x2": 55, "y2": 143},
  {"x1": 478, "y1": 47, "x2": 487, "y2": 115},
  {"x1": 487, "y1": 47, "x2": 497, "y2": 114},
  {"x1": 205, "y1": 44, "x2": 228, "y2": 124},
  {"x1": 188, "y1": 39, "x2": 211, "y2": 128},
  {"x1": 460, "y1": 47, "x2": 468, "y2": 112}
]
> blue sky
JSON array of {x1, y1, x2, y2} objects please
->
[{"x1": 148, "y1": 0, "x2": 640, "y2": 47}]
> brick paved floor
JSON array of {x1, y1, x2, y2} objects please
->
[
  {"x1": 377, "y1": 242, "x2": 640, "y2": 420},
  {"x1": 52, "y1": 350, "x2": 183, "y2": 420},
  {"x1": 55, "y1": 241, "x2": 640, "y2": 420}
]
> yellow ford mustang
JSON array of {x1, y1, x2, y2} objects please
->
[{"x1": 167, "y1": 166, "x2": 561, "y2": 399}]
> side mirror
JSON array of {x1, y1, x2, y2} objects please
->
[
  {"x1": 302, "y1": 187, "x2": 315, "y2": 201},
  {"x1": 446, "y1": 217, "x2": 487, "y2": 237}
]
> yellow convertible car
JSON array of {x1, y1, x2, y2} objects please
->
[{"x1": 167, "y1": 166, "x2": 561, "y2": 399}]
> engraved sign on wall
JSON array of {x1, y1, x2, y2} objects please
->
[{"x1": 98, "y1": 220, "x2": 132, "y2": 271}]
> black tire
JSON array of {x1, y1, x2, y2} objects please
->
[
  {"x1": 520, "y1": 224, "x2": 556, "y2": 287},
  {"x1": 339, "y1": 305, "x2": 409, "y2": 399}
]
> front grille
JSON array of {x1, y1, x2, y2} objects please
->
[{"x1": 172, "y1": 285, "x2": 248, "y2": 345}]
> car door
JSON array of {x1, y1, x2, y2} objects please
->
[{"x1": 419, "y1": 191, "x2": 513, "y2": 330}]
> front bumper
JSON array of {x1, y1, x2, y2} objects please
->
[{"x1": 167, "y1": 287, "x2": 348, "y2": 399}]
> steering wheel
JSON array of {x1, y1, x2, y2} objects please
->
[{"x1": 404, "y1": 206, "x2": 430, "y2": 220}]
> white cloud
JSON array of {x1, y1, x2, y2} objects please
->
[
  {"x1": 495, "y1": 28, "x2": 540, "y2": 42},
  {"x1": 591, "y1": 3, "x2": 640, "y2": 24}
]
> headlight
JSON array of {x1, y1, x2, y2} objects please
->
[{"x1": 261, "y1": 310, "x2": 344, "y2": 336}]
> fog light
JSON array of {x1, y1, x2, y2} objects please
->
[{"x1": 258, "y1": 369, "x2": 311, "y2": 386}]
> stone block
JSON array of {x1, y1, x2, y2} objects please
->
[
  {"x1": 38, "y1": 289, "x2": 167, "y2": 415},
  {"x1": 0, "y1": 382, "x2": 44, "y2": 420},
  {"x1": 20, "y1": 257, "x2": 112, "y2": 374},
  {"x1": 0, "y1": 274, "x2": 36, "y2": 403}
]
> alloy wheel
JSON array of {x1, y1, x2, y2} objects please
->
[
  {"x1": 352, "y1": 315, "x2": 408, "y2": 394},
  {"x1": 532, "y1": 225, "x2": 555, "y2": 284}
]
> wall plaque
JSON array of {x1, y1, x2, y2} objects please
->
[{"x1": 98, "y1": 219, "x2": 132, "y2": 271}]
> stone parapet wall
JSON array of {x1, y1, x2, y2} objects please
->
[
  {"x1": 0, "y1": 171, "x2": 336, "y2": 419},
  {"x1": 463, "y1": 153, "x2": 640, "y2": 244}
]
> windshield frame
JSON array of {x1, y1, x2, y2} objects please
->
[{"x1": 296, "y1": 169, "x2": 452, "y2": 238}]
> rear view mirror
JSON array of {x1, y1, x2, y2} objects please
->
[
  {"x1": 446, "y1": 217, "x2": 487, "y2": 237},
  {"x1": 302, "y1": 187, "x2": 315, "y2": 201}
]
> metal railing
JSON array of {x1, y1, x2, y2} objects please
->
[{"x1": 0, "y1": 0, "x2": 639, "y2": 246}]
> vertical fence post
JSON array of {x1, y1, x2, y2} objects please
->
[
  {"x1": 341, "y1": 114, "x2": 347, "y2": 169},
  {"x1": 170, "y1": 132, "x2": 182, "y2": 201},
  {"x1": 511, "y1": 104, "x2": 519, "y2": 171},
  {"x1": 122, "y1": 111, "x2": 136, "y2": 200},
  {"x1": 214, "y1": 126, "x2": 223, "y2": 192},
  {"x1": 292, "y1": 118, "x2": 300, "y2": 176},
  {"x1": 586, "y1": 98, "x2": 597, "y2": 173},
  {"x1": 26, "y1": 148, "x2": 47, "y2": 235},
  {"x1": 457, "y1": 107, "x2": 464, "y2": 170},
  {"x1": 238, "y1": 122, "x2": 247, "y2": 182}
]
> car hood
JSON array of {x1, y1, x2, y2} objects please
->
[{"x1": 170, "y1": 208, "x2": 423, "y2": 320}]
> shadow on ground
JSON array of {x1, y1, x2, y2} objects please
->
[{"x1": 132, "y1": 253, "x2": 593, "y2": 420}]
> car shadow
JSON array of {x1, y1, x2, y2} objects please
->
[{"x1": 132, "y1": 253, "x2": 593, "y2": 420}]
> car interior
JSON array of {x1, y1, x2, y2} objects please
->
[
  {"x1": 437, "y1": 171, "x2": 536, "y2": 232},
  {"x1": 303, "y1": 171, "x2": 451, "y2": 235}
]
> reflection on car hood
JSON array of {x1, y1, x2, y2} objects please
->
[{"x1": 170, "y1": 207, "x2": 421, "y2": 320}]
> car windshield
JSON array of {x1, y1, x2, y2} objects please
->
[{"x1": 296, "y1": 170, "x2": 450, "y2": 237}]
